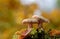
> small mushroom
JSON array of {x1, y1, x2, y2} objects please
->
[
  {"x1": 32, "y1": 15, "x2": 49, "y2": 28},
  {"x1": 20, "y1": 18, "x2": 38, "y2": 38},
  {"x1": 22, "y1": 18, "x2": 38, "y2": 28}
]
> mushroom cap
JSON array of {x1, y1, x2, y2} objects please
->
[
  {"x1": 32, "y1": 15, "x2": 49, "y2": 23},
  {"x1": 22, "y1": 18, "x2": 38, "y2": 24}
]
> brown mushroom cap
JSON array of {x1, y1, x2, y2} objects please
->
[
  {"x1": 22, "y1": 18, "x2": 38, "y2": 24},
  {"x1": 32, "y1": 15, "x2": 49, "y2": 23}
]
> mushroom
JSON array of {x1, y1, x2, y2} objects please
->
[
  {"x1": 22, "y1": 18, "x2": 38, "y2": 28},
  {"x1": 32, "y1": 15, "x2": 49, "y2": 29},
  {"x1": 20, "y1": 18, "x2": 38, "y2": 38}
]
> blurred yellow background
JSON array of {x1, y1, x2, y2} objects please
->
[{"x1": 0, "y1": 0, "x2": 60, "y2": 39}]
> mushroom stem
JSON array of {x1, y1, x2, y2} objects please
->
[
  {"x1": 37, "y1": 19, "x2": 43, "y2": 29},
  {"x1": 38, "y1": 23, "x2": 42, "y2": 28},
  {"x1": 28, "y1": 22, "x2": 33, "y2": 30}
]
